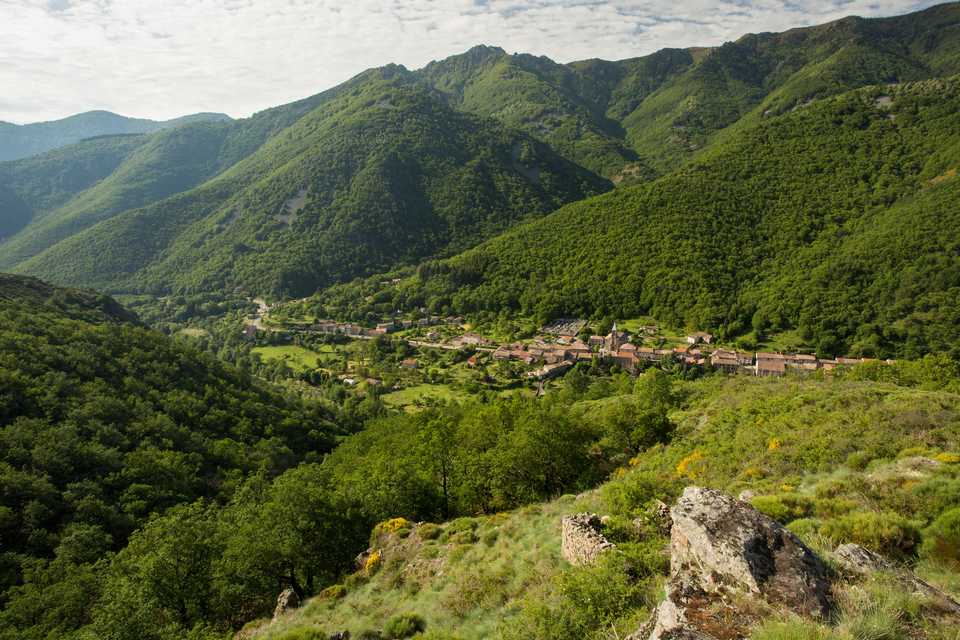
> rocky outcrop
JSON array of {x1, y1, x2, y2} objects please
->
[
  {"x1": 639, "y1": 487, "x2": 833, "y2": 640},
  {"x1": 835, "y1": 543, "x2": 960, "y2": 615},
  {"x1": 272, "y1": 587, "x2": 300, "y2": 622},
  {"x1": 561, "y1": 513, "x2": 616, "y2": 566}
]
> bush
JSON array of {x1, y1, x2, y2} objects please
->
[
  {"x1": 382, "y1": 613, "x2": 427, "y2": 639},
  {"x1": 318, "y1": 584, "x2": 347, "y2": 600},
  {"x1": 276, "y1": 630, "x2": 328, "y2": 640},
  {"x1": 750, "y1": 493, "x2": 814, "y2": 524},
  {"x1": 787, "y1": 518, "x2": 823, "y2": 542},
  {"x1": 920, "y1": 507, "x2": 960, "y2": 567},
  {"x1": 372, "y1": 518, "x2": 412, "y2": 543},
  {"x1": 417, "y1": 523, "x2": 443, "y2": 541},
  {"x1": 819, "y1": 511, "x2": 921, "y2": 558}
]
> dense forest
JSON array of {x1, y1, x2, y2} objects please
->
[{"x1": 309, "y1": 78, "x2": 960, "y2": 359}]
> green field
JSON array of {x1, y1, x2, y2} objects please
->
[
  {"x1": 252, "y1": 345, "x2": 327, "y2": 372},
  {"x1": 381, "y1": 384, "x2": 464, "y2": 411}
]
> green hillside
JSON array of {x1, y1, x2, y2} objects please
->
[
  {"x1": 0, "y1": 274, "x2": 344, "y2": 637},
  {"x1": 242, "y1": 368, "x2": 960, "y2": 640},
  {"x1": 314, "y1": 76, "x2": 960, "y2": 359},
  {"x1": 14, "y1": 72, "x2": 608, "y2": 297},
  {"x1": 0, "y1": 82, "x2": 355, "y2": 270},
  {"x1": 0, "y1": 134, "x2": 147, "y2": 239},
  {"x1": 0, "y1": 110, "x2": 230, "y2": 162}
]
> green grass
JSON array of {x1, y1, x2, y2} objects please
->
[
  {"x1": 260, "y1": 496, "x2": 606, "y2": 639},
  {"x1": 381, "y1": 384, "x2": 465, "y2": 411},
  {"x1": 252, "y1": 345, "x2": 326, "y2": 372}
]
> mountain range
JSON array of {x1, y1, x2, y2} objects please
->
[
  {"x1": 0, "y1": 2, "x2": 958, "y2": 355},
  {"x1": 0, "y1": 110, "x2": 231, "y2": 162}
]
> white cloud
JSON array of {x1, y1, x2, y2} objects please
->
[{"x1": 0, "y1": 0, "x2": 941, "y2": 123}]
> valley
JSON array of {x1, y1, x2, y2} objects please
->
[{"x1": 1, "y1": 3, "x2": 960, "y2": 640}]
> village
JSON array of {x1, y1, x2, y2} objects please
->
[{"x1": 245, "y1": 308, "x2": 887, "y2": 383}]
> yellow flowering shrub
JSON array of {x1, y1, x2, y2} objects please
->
[
  {"x1": 372, "y1": 517, "x2": 411, "y2": 538},
  {"x1": 935, "y1": 452, "x2": 960, "y2": 464},
  {"x1": 676, "y1": 450, "x2": 706, "y2": 480},
  {"x1": 364, "y1": 549, "x2": 382, "y2": 575},
  {"x1": 767, "y1": 438, "x2": 781, "y2": 451}
]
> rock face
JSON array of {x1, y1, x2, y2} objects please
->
[
  {"x1": 561, "y1": 513, "x2": 616, "y2": 566},
  {"x1": 835, "y1": 543, "x2": 960, "y2": 615},
  {"x1": 642, "y1": 487, "x2": 833, "y2": 640},
  {"x1": 272, "y1": 587, "x2": 300, "y2": 622}
]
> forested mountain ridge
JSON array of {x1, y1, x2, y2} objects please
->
[
  {"x1": 0, "y1": 77, "x2": 369, "y2": 270},
  {"x1": 310, "y1": 76, "x2": 960, "y2": 359},
  {"x1": 12, "y1": 71, "x2": 609, "y2": 297},
  {"x1": 0, "y1": 110, "x2": 231, "y2": 162}
]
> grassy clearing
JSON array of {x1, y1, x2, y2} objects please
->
[
  {"x1": 381, "y1": 384, "x2": 465, "y2": 411},
  {"x1": 252, "y1": 345, "x2": 326, "y2": 372}
]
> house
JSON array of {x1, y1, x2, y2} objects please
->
[
  {"x1": 466, "y1": 355, "x2": 479, "y2": 367},
  {"x1": 636, "y1": 347, "x2": 660, "y2": 362},
  {"x1": 242, "y1": 324, "x2": 258, "y2": 339},
  {"x1": 686, "y1": 332, "x2": 714, "y2": 345},
  {"x1": 493, "y1": 346, "x2": 513, "y2": 361},
  {"x1": 735, "y1": 351, "x2": 755, "y2": 366},
  {"x1": 610, "y1": 350, "x2": 639, "y2": 373},
  {"x1": 756, "y1": 359, "x2": 786, "y2": 377},
  {"x1": 588, "y1": 335, "x2": 606, "y2": 350},
  {"x1": 710, "y1": 351, "x2": 740, "y2": 373},
  {"x1": 619, "y1": 343, "x2": 638, "y2": 352},
  {"x1": 400, "y1": 358, "x2": 419, "y2": 369},
  {"x1": 375, "y1": 322, "x2": 396, "y2": 334}
]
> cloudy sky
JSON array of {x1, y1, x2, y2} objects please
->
[{"x1": 0, "y1": 0, "x2": 939, "y2": 124}]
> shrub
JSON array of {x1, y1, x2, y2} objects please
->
[
  {"x1": 364, "y1": 549, "x2": 383, "y2": 575},
  {"x1": 382, "y1": 613, "x2": 427, "y2": 639},
  {"x1": 750, "y1": 493, "x2": 814, "y2": 524},
  {"x1": 920, "y1": 507, "x2": 960, "y2": 567},
  {"x1": 934, "y1": 452, "x2": 960, "y2": 464},
  {"x1": 787, "y1": 518, "x2": 823, "y2": 542},
  {"x1": 417, "y1": 523, "x2": 443, "y2": 541},
  {"x1": 846, "y1": 451, "x2": 873, "y2": 470},
  {"x1": 317, "y1": 584, "x2": 347, "y2": 600},
  {"x1": 750, "y1": 620, "x2": 841, "y2": 640},
  {"x1": 372, "y1": 518, "x2": 412, "y2": 542},
  {"x1": 819, "y1": 511, "x2": 921, "y2": 558}
]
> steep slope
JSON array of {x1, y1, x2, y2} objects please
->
[
  {"x1": 0, "y1": 83, "x2": 354, "y2": 270},
  {"x1": 0, "y1": 134, "x2": 148, "y2": 239},
  {"x1": 16, "y1": 71, "x2": 609, "y2": 297},
  {"x1": 256, "y1": 372, "x2": 960, "y2": 640},
  {"x1": 0, "y1": 109, "x2": 230, "y2": 161},
  {"x1": 618, "y1": 2, "x2": 960, "y2": 173},
  {"x1": 0, "y1": 274, "x2": 341, "y2": 605},
  {"x1": 313, "y1": 77, "x2": 960, "y2": 359},
  {"x1": 418, "y1": 45, "x2": 682, "y2": 178}
]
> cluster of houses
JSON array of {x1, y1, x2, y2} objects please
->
[
  {"x1": 490, "y1": 323, "x2": 887, "y2": 378},
  {"x1": 307, "y1": 315, "x2": 465, "y2": 338}
]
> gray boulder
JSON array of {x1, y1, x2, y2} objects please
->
[
  {"x1": 835, "y1": 543, "x2": 960, "y2": 615},
  {"x1": 272, "y1": 587, "x2": 300, "y2": 622},
  {"x1": 642, "y1": 487, "x2": 833, "y2": 640}
]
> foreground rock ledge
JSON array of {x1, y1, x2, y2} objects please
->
[{"x1": 637, "y1": 486, "x2": 833, "y2": 640}]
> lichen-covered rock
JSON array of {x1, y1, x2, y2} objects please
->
[
  {"x1": 272, "y1": 587, "x2": 300, "y2": 622},
  {"x1": 642, "y1": 486, "x2": 834, "y2": 640},
  {"x1": 561, "y1": 513, "x2": 616, "y2": 566},
  {"x1": 835, "y1": 543, "x2": 960, "y2": 615}
]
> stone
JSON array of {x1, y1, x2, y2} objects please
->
[
  {"x1": 641, "y1": 486, "x2": 834, "y2": 640},
  {"x1": 653, "y1": 499, "x2": 672, "y2": 536},
  {"x1": 737, "y1": 490, "x2": 756, "y2": 502},
  {"x1": 835, "y1": 543, "x2": 960, "y2": 615},
  {"x1": 561, "y1": 513, "x2": 616, "y2": 566},
  {"x1": 272, "y1": 587, "x2": 300, "y2": 622}
]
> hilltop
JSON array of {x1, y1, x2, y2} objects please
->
[{"x1": 0, "y1": 109, "x2": 231, "y2": 162}]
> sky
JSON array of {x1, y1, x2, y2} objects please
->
[{"x1": 0, "y1": 0, "x2": 941, "y2": 124}]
